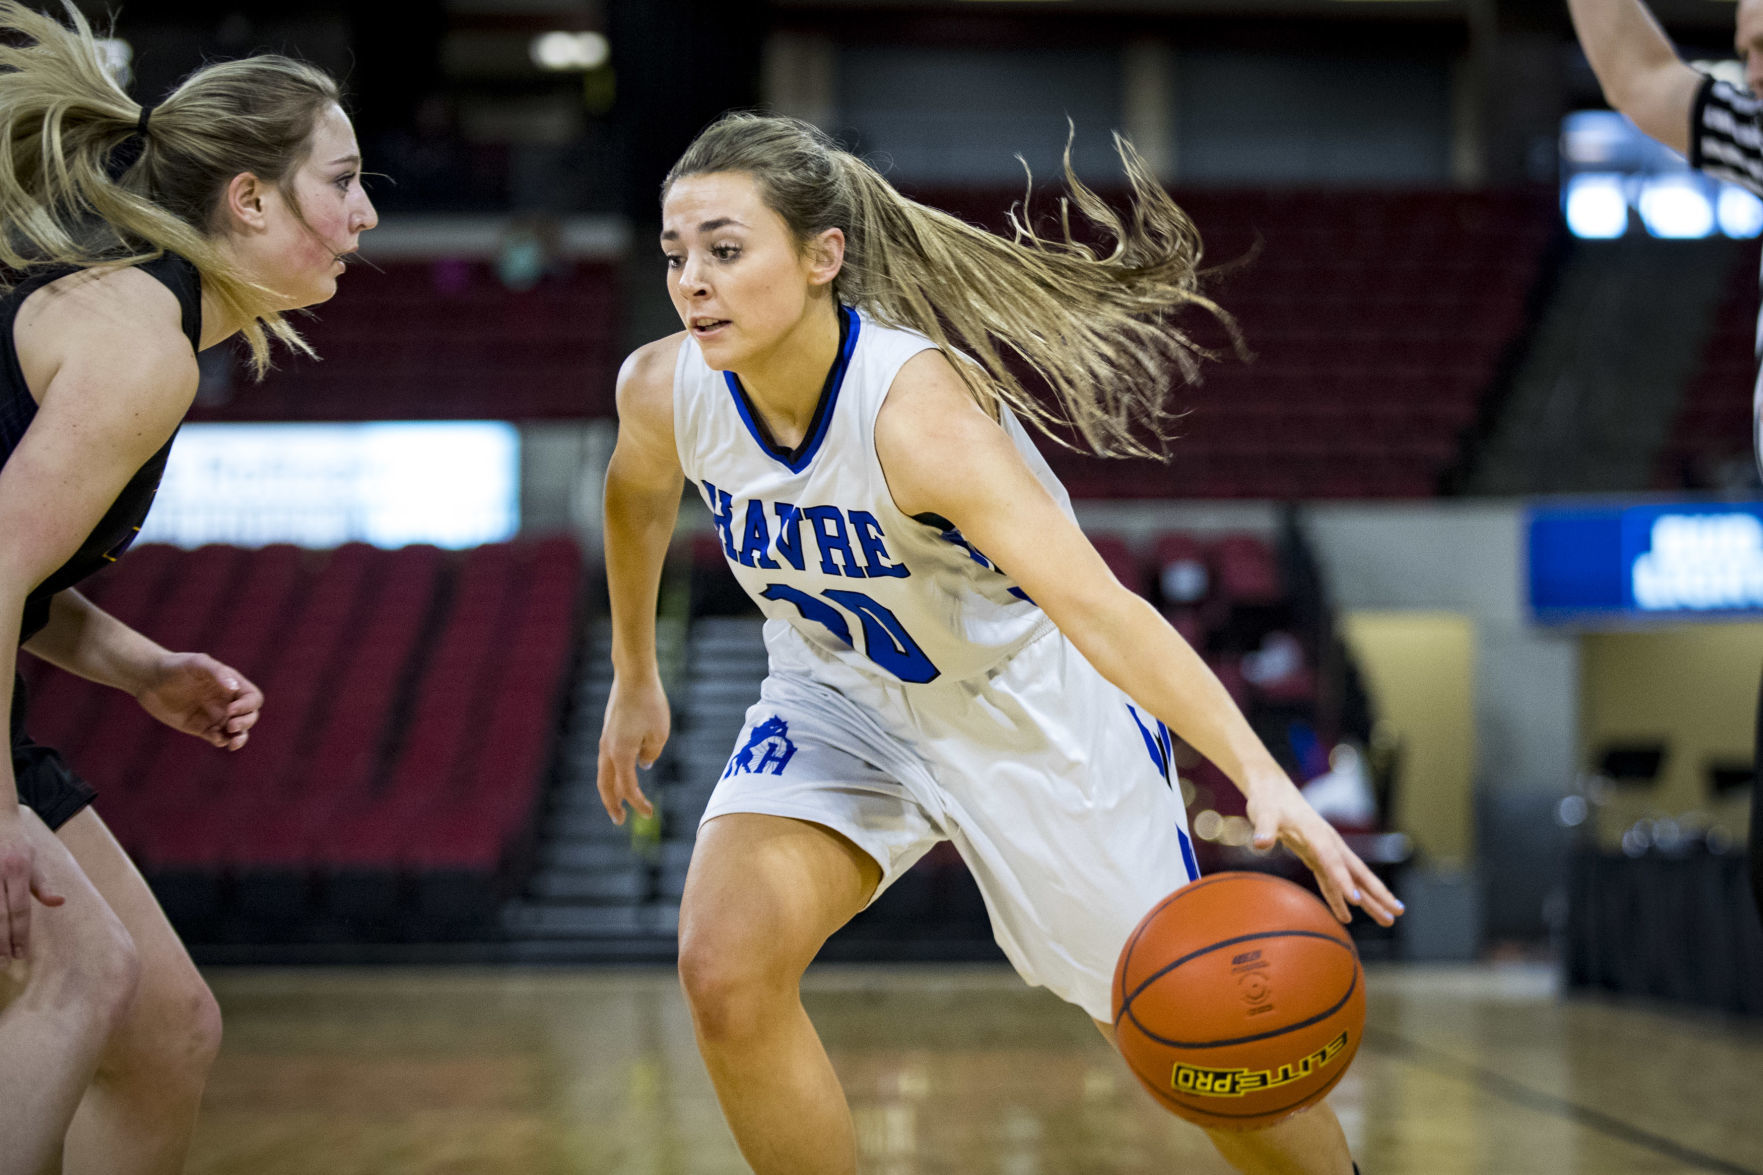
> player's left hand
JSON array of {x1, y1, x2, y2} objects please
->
[
  {"x1": 1246, "y1": 774, "x2": 1404, "y2": 927},
  {"x1": 135, "y1": 652, "x2": 264, "y2": 751}
]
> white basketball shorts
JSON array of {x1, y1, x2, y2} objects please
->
[{"x1": 701, "y1": 624, "x2": 1201, "y2": 1022}]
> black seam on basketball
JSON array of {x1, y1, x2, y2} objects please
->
[
  {"x1": 1122, "y1": 956, "x2": 1359, "y2": 1050},
  {"x1": 1114, "y1": 868, "x2": 1325, "y2": 1016},
  {"x1": 1120, "y1": 928, "x2": 1352, "y2": 1016},
  {"x1": 1116, "y1": 891, "x2": 1184, "y2": 1020},
  {"x1": 1114, "y1": 874, "x2": 1239, "y2": 1026}
]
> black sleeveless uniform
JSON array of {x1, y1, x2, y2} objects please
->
[{"x1": 4, "y1": 254, "x2": 201, "y2": 830}]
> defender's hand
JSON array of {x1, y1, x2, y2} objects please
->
[{"x1": 135, "y1": 652, "x2": 263, "y2": 751}]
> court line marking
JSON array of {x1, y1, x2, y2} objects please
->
[{"x1": 1363, "y1": 1027, "x2": 1763, "y2": 1175}]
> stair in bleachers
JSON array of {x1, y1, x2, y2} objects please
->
[
  {"x1": 1468, "y1": 237, "x2": 1736, "y2": 495},
  {"x1": 499, "y1": 615, "x2": 688, "y2": 952},
  {"x1": 1656, "y1": 241, "x2": 1762, "y2": 491},
  {"x1": 660, "y1": 617, "x2": 770, "y2": 906},
  {"x1": 500, "y1": 616, "x2": 770, "y2": 952}
]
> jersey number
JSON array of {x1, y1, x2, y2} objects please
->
[{"x1": 759, "y1": 584, "x2": 941, "y2": 684}]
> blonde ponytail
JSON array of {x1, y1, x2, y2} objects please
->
[
  {"x1": 666, "y1": 112, "x2": 1235, "y2": 459},
  {"x1": 0, "y1": 1, "x2": 342, "y2": 376}
]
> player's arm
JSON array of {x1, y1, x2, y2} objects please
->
[
  {"x1": 1566, "y1": 0, "x2": 1704, "y2": 154},
  {"x1": 0, "y1": 270, "x2": 196, "y2": 956},
  {"x1": 25, "y1": 589, "x2": 172, "y2": 692},
  {"x1": 597, "y1": 334, "x2": 687, "y2": 825},
  {"x1": 23, "y1": 591, "x2": 261, "y2": 751},
  {"x1": 876, "y1": 351, "x2": 1401, "y2": 927}
]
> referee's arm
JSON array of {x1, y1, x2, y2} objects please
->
[{"x1": 1566, "y1": 0, "x2": 1705, "y2": 157}]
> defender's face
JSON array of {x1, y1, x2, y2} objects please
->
[
  {"x1": 660, "y1": 171, "x2": 820, "y2": 371},
  {"x1": 229, "y1": 103, "x2": 378, "y2": 311}
]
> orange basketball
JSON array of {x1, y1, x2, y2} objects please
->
[{"x1": 1111, "y1": 871, "x2": 1365, "y2": 1132}]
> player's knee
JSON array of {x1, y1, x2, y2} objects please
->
[
  {"x1": 177, "y1": 976, "x2": 225, "y2": 1077},
  {"x1": 677, "y1": 937, "x2": 794, "y2": 1044},
  {"x1": 155, "y1": 977, "x2": 225, "y2": 1091},
  {"x1": 98, "y1": 970, "x2": 223, "y2": 1092}
]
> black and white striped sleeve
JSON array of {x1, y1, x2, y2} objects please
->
[{"x1": 1690, "y1": 74, "x2": 1763, "y2": 194}]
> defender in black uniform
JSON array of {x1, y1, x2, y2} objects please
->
[
  {"x1": 0, "y1": 4, "x2": 377, "y2": 1171},
  {"x1": 1565, "y1": 0, "x2": 1763, "y2": 931}
]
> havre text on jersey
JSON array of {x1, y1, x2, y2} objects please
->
[{"x1": 701, "y1": 479, "x2": 911, "y2": 580}]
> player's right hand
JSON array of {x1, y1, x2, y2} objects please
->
[
  {"x1": 597, "y1": 675, "x2": 670, "y2": 826},
  {"x1": 0, "y1": 800, "x2": 66, "y2": 959}
]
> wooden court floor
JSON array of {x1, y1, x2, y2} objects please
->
[{"x1": 184, "y1": 962, "x2": 1763, "y2": 1175}]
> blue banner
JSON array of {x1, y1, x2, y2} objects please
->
[{"x1": 1528, "y1": 502, "x2": 1763, "y2": 622}]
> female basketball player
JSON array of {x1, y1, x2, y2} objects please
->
[
  {"x1": 0, "y1": 4, "x2": 376, "y2": 1171},
  {"x1": 599, "y1": 112, "x2": 1400, "y2": 1175}
]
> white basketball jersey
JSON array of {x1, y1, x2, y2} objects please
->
[{"x1": 673, "y1": 306, "x2": 1068, "y2": 684}]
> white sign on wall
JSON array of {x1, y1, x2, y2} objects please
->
[
  {"x1": 138, "y1": 422, "x2": 520, "y2": 549},
  {"x1": 1631, "y1": 512, "x2": 1763, "y2": 612}
]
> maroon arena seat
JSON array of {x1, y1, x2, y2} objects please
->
[
  {"x1": 34, "y1": 539, "x2": 581, "y2": 896},
  {"x1": 911, "y1": 185, "x2": 1557, "y2": 499},
  {"x1": 184, "y1": 260, "x2": 621, "y2": 423}
]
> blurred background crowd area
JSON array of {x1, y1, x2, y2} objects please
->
[{"x1": 23, "y1": 0, "x2": 1762, "y2": 1015}]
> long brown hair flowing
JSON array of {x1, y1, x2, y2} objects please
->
[{"x1": 665, "y1": 112, "x2": 1236, "y2": 459}]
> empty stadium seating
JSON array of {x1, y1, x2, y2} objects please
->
[
  {"x1": 183, "y1": 189, "x2": 1555, "y2": 501},
  {"x1": 909, "y1": 186, "x2": 1558, "y2": 498},
  {"x1": 186, "y1": 260, "x2": 622, "y2": 422},
  {"x1": 16, "y1": 537, "x2": 584, "y2": 941}
]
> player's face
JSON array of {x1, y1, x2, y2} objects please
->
[
  {"x1": 1738, "y1": 1, "x2": 1763, "y2": 96},
  {"x1": 660, "y1": 171, "x2": 830, "y2": 370},
  {"x1": 232, "y1": 103, "x2": 379, "y2": 311}
]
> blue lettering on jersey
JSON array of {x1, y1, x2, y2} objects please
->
[
  {"x1": 851, "y1": 510, "x2": 908, "y2": 579},
  {"x1": 700, "y1": 491, "x2": 911, "y2": 582},
  {"x1": 702, "y1": 480, "x2": 738, "y2": 559},
  {"x1": 761, "y1": 584, "x2": 940, "y2": 683},
  {"x1": 772, "y1": 502, "x2": 807, "y2": 571},
  {"x1": 804, "y1": 505, "x2": 865, "y2": 578},
  {"x1": 760, "y1": 583, "x2": 853, "y2": 646},
  {"x1": 723, "y1": 715, "x2": 798, "y2": 778},
  {"x1": 739, "y1": 499, "x2": 780, "y2": 569}
]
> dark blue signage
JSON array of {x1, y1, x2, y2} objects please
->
[{"x1": 1528, "y1": 502, "x2": 1763, "y2": 622}]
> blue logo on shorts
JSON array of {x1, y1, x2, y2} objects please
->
[{"x1": 724, "y1": 715, "x2": 798, "y2": 778}]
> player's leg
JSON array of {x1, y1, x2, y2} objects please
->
[
  {"x1": 1202, "y1": 1109, "x2": 1355, "y2": 1175},
  {"x1": 0, "y1": 805, "x2": 140, "y2": 1175},
  {"x1": 677, "y1": 812, "x2": 882, "y2": 1175},
  {"x1": 56, "y1": 808, "x2": 223, "y2": 1175},
  {"x1": 1092, "y1": 1017, "x2": 1354, "y2": 1175}
]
